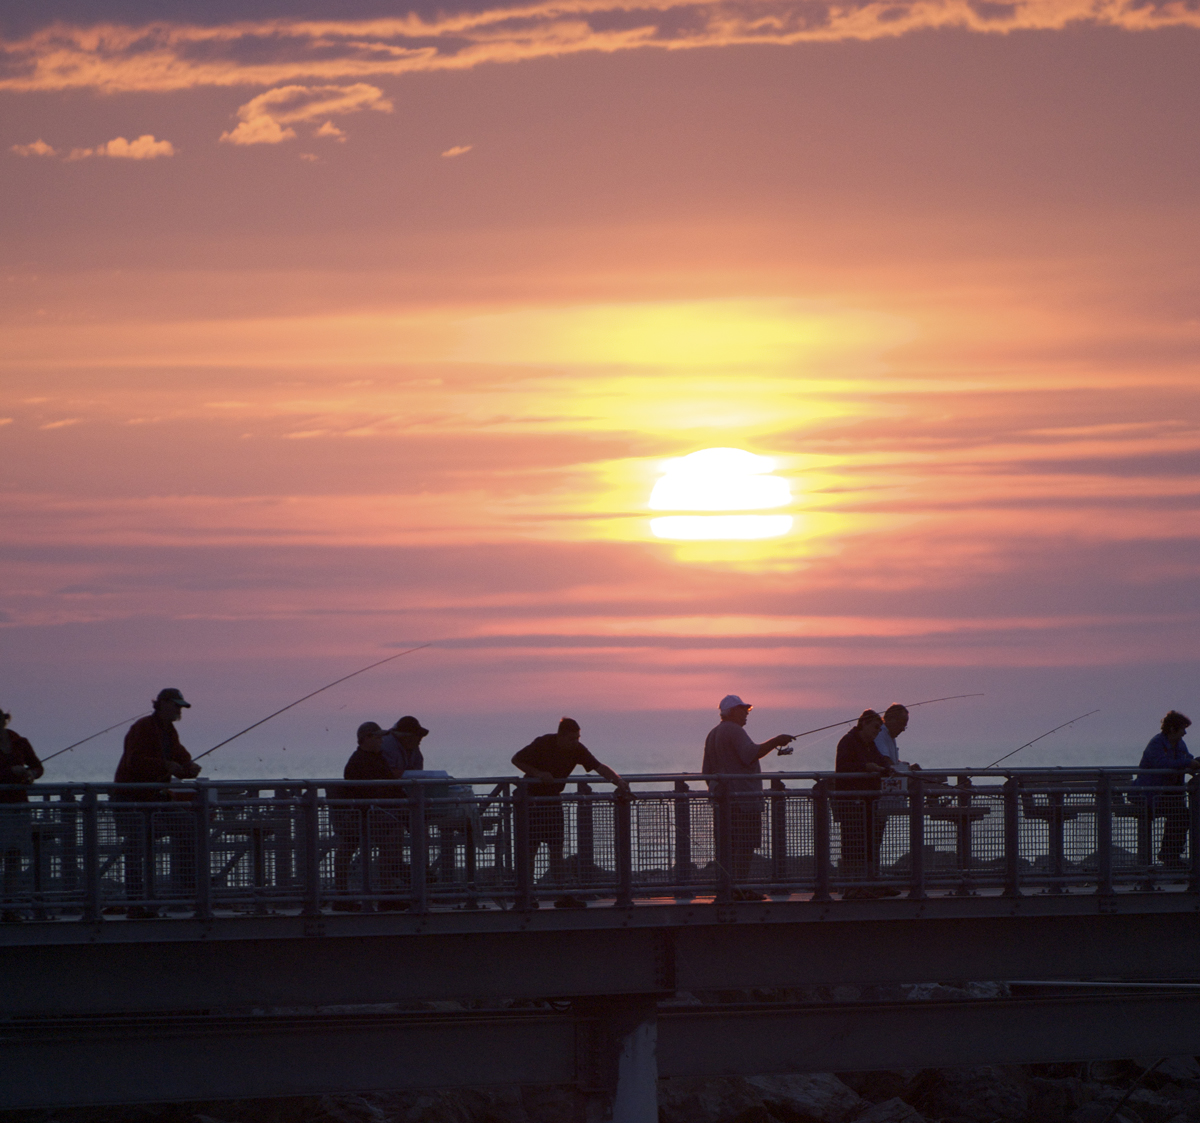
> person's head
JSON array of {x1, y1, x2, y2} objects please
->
[
  {"x1": 153, "y1": 688, "x2": 190, "y2": 722},
  {"x1": 0, "y1": 709, "x2": 10, "y2": 730},
  {"x1": 719, "y1": 694, "x2": 752, "y2": 727},
  {"x1": 1162, "y1": 711, "x2": 1192, "y2": 741},
  {"x1": 856, "y1": 709, "x2": 884, "y2": 740},
  {"x1": 883, "y1": 704, "x2": 909, "y2": 737},
  {"x1": 357, "y1": 721, "x2": 384, "y2": 752},
  {"x1": 557, "y1": 716, "x2": 581, "y2": 746},
  {"x1": 391, "y1": 715, "x2": 429, "y2": 744}
]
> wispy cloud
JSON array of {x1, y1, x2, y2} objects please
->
[
  {"x1": 66, "y1": 134, "x2": 175, "y2": 160},
  {"x1": 442, "y1": 144, "x2": 472, "y2": 158},
  {"x1": 219, "y1": 83, "x2": 392, "y2": 145},
  {"x1": 2, "y1": 2, "x2": 1198, "y2": 96},
  {"x1": 10, "y1": 138, "x2": 56, "y2": 156}
]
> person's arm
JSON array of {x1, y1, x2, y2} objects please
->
[
  {"x1": 14, "y1": 736, "x2": 42, "y2": 783},
  {"x1": 752, "y1": 735, "x2": 793, "y2": 760},
  {"x1": 592, "y1": 760, "x2": 631, "y2": 796},
  {"x1": 168, "y1": 735, "x2": 201, "y2": 779},
  {"x1": 511, "y1": 746, "x2": 556, "y2": 785}
]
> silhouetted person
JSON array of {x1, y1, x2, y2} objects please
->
[
  {"x1": 702, "y1": 695, "x2": 794, "y2": 901},
  {"x1": 1134, "y1": 710, "x2": 1199, "y2": 869},
  {"x1": 381, "y1": 715, "x2": 428, "y2": 777},
  {"x1": 834, "y1": 709, "x2": 897, "y2": 899},
  {"x1": 0, "y1": 709, "x2": 44, "y2": 923},
  {"x1": 114, "y1": 689, "x2": 201, "y2": 918},
  {"x1": 512, "y1": 717, "x2": 630, "y2": 909},
  {"x1": 332, "y1": 721, "x2": 407, "y2": 911}
]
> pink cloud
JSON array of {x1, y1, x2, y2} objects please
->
[
  {"x1": 220, "y1": 84, "x2": 392, "y2": 146},
  {"x1": 67, "y1": 134, "x2": 175, "y2": 160},
  {"x1": 10, "y1": 138, "x2": 56, "y2": 157},
  {"x1": 1, "y1": 4, "x2": 1199, "y2": 97}
]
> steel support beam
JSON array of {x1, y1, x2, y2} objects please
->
[
  {"x1": 5, "y1": 993, "x2": 1200, "y2": 1111},
  {"x1": 5, "y1": 905, "x2": 1200, "y2": 1016}
]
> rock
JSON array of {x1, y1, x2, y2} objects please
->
[
  {"x1": 852, "y1": 1097, "x2": 927, "y2": 1123},
  {"x1": 1031, "y1": 1076, "x2": 1097, "y2": 1119},
  {"x1": 1091, "y1": 1087, "x2": 1181, "y2": 1123},
  {"x1": 836, "y1": 1072, "x2": 923, "y2": 1105},
  {"x1": 910, "y1": 1065, "x2": 1030, "y2": 1122},
  {"x1": 1071, "y1": 1103, "x2": 1138, "y2": 1123},
  {"x1": 658, "y1": 1077, "x2": 771, "y2": 1123},
  {"x1": 659, "y1": 1075, "x2": 864, "y2": 1123},
  {"x1": 1133, "y1": 1058, "x2": 1200, "y2": 1090},
  {"x1": 745, "y1": 1074, "x2": 867, "y2": 1122}
]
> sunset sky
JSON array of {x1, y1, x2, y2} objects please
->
[{"x1": 2, "y1": 0, "x2": 1198, "y2": 780}]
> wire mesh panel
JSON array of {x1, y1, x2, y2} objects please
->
[{"x1": 2, "y1": 772, "x2": 1198, "y2": 918}]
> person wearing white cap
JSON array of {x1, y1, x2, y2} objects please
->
[{"x1": 702, "y1": 695, "x2": 795, "y2": 901}]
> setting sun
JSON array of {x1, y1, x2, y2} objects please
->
[{"x1": 649, "y1": 448, "x2": 794, "y2": 540}]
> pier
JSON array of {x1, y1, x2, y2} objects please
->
[{"x1": 3, "y1": 769, "x2": 1200, "y2": 1119}]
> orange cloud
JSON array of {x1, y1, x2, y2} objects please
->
[
  {"x1": 442, "y1": 144, "x2": 472, "y2": 158},
  {"x1": 1, "y1": 2, "x2": 1198, "y2": 95},
  {"x1": 10, "y1": 138, "x2": 56, "y2": 156},
  {"x1": 66, "y1": 134, "x2": 175, "y2": 160},
  {"x1": 219, "y1": 83, "x2": 392, "y2": 145}
]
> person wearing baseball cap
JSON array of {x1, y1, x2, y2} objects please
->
[
  {"x1": 702, "y1": 695, "x2": 795, "y2": 902},
  {"x1": 113, "y1": 689, "x2": 202, "y2": 918}
]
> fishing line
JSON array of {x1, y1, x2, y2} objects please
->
[
  {"x1": 983, "y1": 709, "x2": 1100, "y2": 769},
  {"x1": 193, "y1": 643, "x2": 432, "y2": 762},
  {"x1": 41, "y1": 713, "x2": 148, "y2": 765}
]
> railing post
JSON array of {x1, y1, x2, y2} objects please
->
[
  {"x1": 1189, "y1": 773, "x2": 1200, "y2": 895},
  {"x1": 410, "y1": 781, "x2": 428, "y2": 913},
  {"x1": 514, "y1": 781, "x2": 533, "y2": 911},
  {"x1": 577, "y1": 780, "x2": 595, "y2": 888},
  {"x1": 1003, "y1": 775, "x2": 1022, "y2": 898},
  {"x1": 61, "y1": 788, "x2": 79, "y2": 894},
  {"x1": 194, "y1": 781, "x2": 212, "y2": 921},
  {"x1": 673, "y1": 780, "x2": 693, "y2": 899},
  {"x1": 770, "y1": 778, "x2": 788, "y2": 890},
  {"x1": 82, "y1": 786, "x2": 101, "y2": 923},
  {"x1": 715, "y1": 781, "x2": 733, "y2": 904},
  {"x1": 812, "y1": 780, "x2": 832, "y2": 902},
  {"x1": 907, "y1": 774, "x2": 926, "y2": 900},
  {"x1": 1095, "y1": 771, "x2": 1114, "y2": 897},
  {"x1": 302, "y1": 783, "x2": 321, "y2": 918},
  {"x1": 614, "y1": 788, "x2": 634, "y2": 908}
]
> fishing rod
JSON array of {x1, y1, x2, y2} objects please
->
[
  {"x1": 192, "y1": 643, "x2": 432, "y2": 763},
  {"x1": 983, "y1": 709, "x2": 1100, "y2": 769},
  {"x1": 41, "y1": 713, "x2": 148, "y2": 765},
  {"x1": 782, "y1": 693, "x2": 986, "y2": 746}
]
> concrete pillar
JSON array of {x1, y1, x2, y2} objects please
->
[
  {"x1": 577, "y1": 994, "x2": 659, "y2": 1123},
  {"x1": 611, "y1": 1011, "x2": 658, "y2": 1123}
]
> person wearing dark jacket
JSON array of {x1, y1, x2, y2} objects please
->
[
  {"x1": 834, "y1": 709, "x2": 897, "y2": 898},
  {"x1": 1134, "y1": 710, "x2": 1199, "y2": 868},
  {"x1": 512, "y1": 717, "x2": 629, "y2": 909},
  {"x1": 113, "y1": 689, "x2": 201, "y2": 917},
  {"x1": 332, "y1": 722, "x2": 407, "y2": 911},
  {"x1": 1, "y1": 709, "x2": 44, "y2": 922}
]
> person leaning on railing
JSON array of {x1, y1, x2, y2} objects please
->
[
  {"x1": 1133, "y1": 710, "x2": 1200, "y2": 870},
  {"x1": 112, "y1": 689, "x2": 201, "y2": 918},
  {"x1": 834, "y1": 709, "x2": 900, "y2": 900},
  {"x1": 0, "y1": 708, "x2": 44, "y2": 923},
  {"x1": 701, "y1": 694, "x2": 795, "y2": 903},
  {"x1": 511, "y1": 717, "x2": 630, "y2": 910}
]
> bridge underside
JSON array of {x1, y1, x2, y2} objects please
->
[{"x1": 4, "y1": 896, "x2": 1200, "y2": 1111}]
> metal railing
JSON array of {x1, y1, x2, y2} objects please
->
[{"x1": 0, "y1": 768, "x2": 1196, "y2": 918}]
